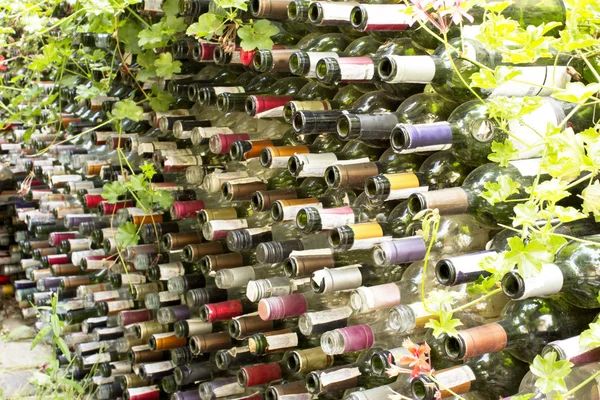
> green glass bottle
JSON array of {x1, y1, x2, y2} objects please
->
[
  {"x1": 411, "y1": 350, "x2": 529, "y2": 400},
  {"x1": 293, "y1": 90, "x2": 402, "y2": 135},
  {"x1": 502, "y1": 239, "x2": 600, "y2": 308},
  {"x1": 337, "y1": 92, "x2": 459, "y2": 141},
  {"x1": 377, "y1": 38, "x2": 574, "y2": 102},
  {"x1": 407, "y1": 160, "x2": 543, "y2": 229},
  {"x1": 445, "y1": 296, "x2": 598, "y2": 363},
  {"x1": 392, "y1": 98, "x2": 597, "y2": 166}
]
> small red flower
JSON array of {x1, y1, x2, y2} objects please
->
[
  {"x1": 398, "y1": 339, "x2": 432, "y2": 378},
  {"x1": 0, "y1": 55, "x2": 6, "y2": 71}
]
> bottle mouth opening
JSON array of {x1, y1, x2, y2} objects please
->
[
  {"x1": 283, "y1": 258, "x2": 297, "y2": 277},
  {"x1": 173, "y1": 368, "x2": 183, "y2": 384},
  {"x1": 283, "y1": 104, "x2": 295, "y2": 123},
  {"x1": 250, "y1": 0, "x2": 260, "y2": 15},
  {"x1": 245, "y1": 97, "x2": 257, "y2": 116},
  {"x1": 288, "y1": 53, "x2": 301, "y2": 74},
  {"x1": 324, "y1": 166, "x2": 338, "y2": 188},
  {"x1": 182, "y1": 245, "x2": 193, "y2": 263},
  {"x1": 189, "y1": 337, "x2": 200, "y2": 354},
  {"x1": 187, "y1": 85, "x2": 197, "y2": 102},
  {"x1": 251, "y1": 192, "x2": 264, "y2": 211},
  {"x1": 390, "y1": 125, "x2": 410, "y2": 151},
  {"x1": 411, "y1": 379, "x2": 429, "y2": 400},
  {"x1": 305, "y1": 373, "x2": 320, "y2": 394},
  {"x1": 264, "y1": 389, "x2": 277, "y2": 400},
  {"x1": 237, "y1": 369, "x2": 248, "y2": 387},
  {"x1": 350, "y1": 7, "x2": 364, "y2": 29},
  {"x1": 198, "y1": 89, "x2": 209, "y2": 105},
  {"x1": 315, "y1": 61, "x2": 329, "y2": 80},
  {"x1": 286, "y1": 352, "x2": 301, "y2": 373},
  {"x1": 307, "y1": 3, "x2": 321, "y2": 23},
  {"x1": 377, "y1": 57, "x2": 394, "y2": 81},
  {"x1": 407, "y1": 194, "x2": 426, "y2": 215},
  {"x1": 162, "y1": 235, "x2": 172, "y2": 251},
  {"x1": 364, "y1": 178, "x2": 379, "y2": 198},
  {"x1": 287, "y1": 2, "x2": 298, "y2": 18},
  {"x1": 292, "y1": 112, "x2": 305, "y2": 133},
  {"x1": 287, "y1": 157, "x2": 301, "y2": 177},
  {"x1": 213, "y1": 46, "x2": 225, "y2": 64},
  {"x1": 435, "y1": 260, "x2": 456, "y2": 285},
  {"x1": 295, "y1": 209, "x2": 309, "y2": 230},
  {"x1": 444, "y1": 335, "x2": 465, "y2": 360},
  {"x1": 372, "y1": 246, "x2": 387, "y2": 266},
  {"x1": 216, "y1": 95, "x2": 227, "y2": 111},
  {"x1": 200, "y1": 256, "x2": 212, "y2": 274},
  {"x1": 328, "y1": 229, "x2": 341, "y2": 247},
  {"x1": 228, "y1": 320, "x2": 241, "y2": 338},
  {"x1": 270, "y1": 202, "x2": 284, "y2": 222},
  {"x1": 230, "y1": 142, "x2": 243, "y2": 161},
  {"x1": 259, "y1": 149, "x2": 272, "y2": 167},
  {"x1": 502, "y1": 272, "x2": 525, "y2": 299},
  {"x1": 221, "y1": 182, "x2": 232, "y2": 201},
  {"x1": 370, "y1": 353, "x2": 388, "y2": 376},
  {"x1": 147, "y1": 336, "x2": 157, "y2": 351},
  {"x1": 336, "y1": 116, "x2": 352, "y2": 139}
]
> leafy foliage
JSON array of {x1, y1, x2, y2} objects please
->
[{"x1": 530, "y1": 352, "x2": 573, "y2": 394}]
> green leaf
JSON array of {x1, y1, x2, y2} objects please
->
[
  {"x1": 116, "y1": 222, "x2": 140, "y2": 248},
  {"x1": 154, "y1": 190, "x2": 175, "y2": 209},
  {"x1": 480, "y1": 175, "x2": 521, "y2": 205},
  {"x1": 237, "y1": 19, "x2": 278, "y2": 51},
  {"x1": 57, "y1": 337, "x2": 72, "y2": 361},
  {"x1": 528, "y1": 179, "x2": 570, "y2": 206},
  {"x1": 57, "y1": 377, "x2": 85, "y2": 394},
  {"x1": 149, "y1": 84, "x2": 175, "y2": 112},
  {"x1": 162, "y1": 0, "x2": 180, "y2": 17},
  {"x1": 504, "y1": 237, "x2": 554, "y2": 278},
  {"x1": 50, "y1": 313, "x2": 61, "y2": 337},
  {"x1": 482, "y1": 0, "x2": 513, "y2": 13},
  {"x1": 119, "y1": 19, "x2": 143, "y2": 53},
  {"x1": 164, "y1": 15, "x2": 187, "y2": 33},
  {"x1": 154, "y1": 52, "x2": 182, "y2": 79},
  {"x1": 579, "y1": 322, "x2": 600, "y2": 351},
  {"x1": 141, "y1": 161, "x2": 157, "y2": 180},
  {"x1": 551, "y1": 82, "x2": 600, "y2": 104},
  {"x1": 488, "y1": 140, "x2": 519, "y2": 166},
  {"x1": 138, "y1": 23, "x2": 166, "y2": 47},
  {"x1": 530, "y1": 352, "x2": 572, "y2": 394},
  {"x1": 112, "y1": 99, "x2": 143, "y2": 121},
  {"x1": 512, "y1": 201, "x2": 539, "y2": 229},
  {"x1": 546, "y1": 205, "x2": 587, "y2": 223},
  {"x1": 219, "y1": 0, "x2": 248, "y2": 10},
  {"x1": 470, "y1": 66, "x2": 522, "y2": 90},
  {"x1": 137, "y1": 50, "x2": 157, "y2": 68},
  {"x1": 101, "y1": 181, "x2": 127, "y2": 203},
  {"x1": 128, "y1": 174, "x2": 147, "y2": 192},
  {"x1": 30, "y1": 326, "x2": 51, "y2": 350},
  {"x1": 186, "y1": 13, "x2": 225, "y2": 40},
  {"x1": 581, "y1": 180, "x2": 600, "y2": 221},
  {"x1": 424, "y1": 309, "x2": 463, "y2": 339}
]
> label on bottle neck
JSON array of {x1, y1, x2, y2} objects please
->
[
  {"x1": 72, "y1": 249, "x2": 105, "y2": 266},
  {"x1": 84, "y1": 352, "x2": 114, "y2": 365},
  {"x1": 262, "y1": 332, "x2": 299, "y2": 352},
  {"x1": 106, "y1": 300, "x2": 134, "y2": 313},
  {"x1": 142, "y1": 361, "x2": 174, "y2": 374},
  {"x1": 212, "y1": 379, "x2": 246, "y2": 397},
  {"x1": 319, "y1": 366, "x2": 361, "y2": 387},
  {"x1": 92, "y1": 290, "x2": 121, "y2": 302},
  {"x1": 440, "y1": 251, "x2": 494, "y2": 285},
  {"x1": 312, "y1": 265, "x2": 363, "y2": 293},
  {"x1": 316, "y1": 1, "x2": 359, "y2": 24},
  {"x1": 384, "y1": 55, "x2": 436, "y2": 83},
  {"x1": 317, "y1": 206, "x2": 356, "y2": 230},
  {"x1": 222, "y1": 266, "x2": 256, "y2": 288},
  {"x1": 141, "y1": 0, "x2": 163, "y2": 13},
  {"x1": 516, "y1": 263, "x2": 564, "y2": 299},
  {"x1": 158, "y1": 291, "x2": 180, "y2": 303},
  {"x1": 354, "y1": 282, "x2": 401, "y2": 312},
  {"x1": 268, "y1": 156, "x2": 291, "y2": 169},
  {"x1": 494, "y1": 100, "x2": 562, "y2": 158},
  {"x1": 434, "y1": 365, "x2": 476, "y2": 396},
  {"x1": 294, "y1": 153, "x2": 340, "y2": 177},
  {"x1": 92, "y1": 376, "x2": 114, "y2": 386},
  {"x1": 289, "y1": 248, "x2": 333, "y2": 257},
  {"x1": 303, "y1": 52, "x2": 340, "y2": 78},
  {"x1": 338, "y1": 57, "x2": 375, "y2": 81},
  {"x1": 349, "y1": 236, "x2": 393, "y2": 250},
  {"x1": 202, "y1": 171, "x2": 250, "y2": 193},
  {"x1": 213, "y1": 86, "x2": 245, "y2": 95},
  {"x1": 118, "y1": 274, "x2": 146, "y2": 285},
  {"x1": 158, "y1": 262, "x2": 186, "y2": 279},
  {"x1": 388, "y1": 347, "x2": 412, "y2": 367},
  {"x1": 68, "y1": 238, "x2": 91, "y2": 251},
  {"x1": 279, "y1": 201, "x2": 323, "y2": 222},
  {"x1": 355, "y1": 4, "x2": 410, "y2": 30},
  {"x1": 163, "y1": 155, "x2": 203, "y2": 169},
  {"x1": 138, "y1": 141, "x2": 178, "y2": 155},
  {"x1": 491, "y1": 66, "x2": 570, "y2": 97},
  {"x1": 51, "y1": 174, "x2": 83, "y2": 184},
  {"x1": 549, "y1": 336, "x2": 600, "y2": 365}
]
